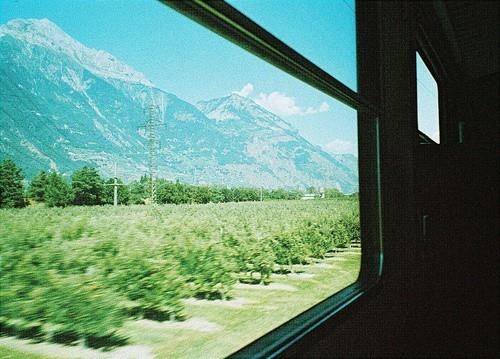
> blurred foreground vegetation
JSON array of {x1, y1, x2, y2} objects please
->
[{"x1": 0, "y1": 199, "x2": 359, "y2": 349}]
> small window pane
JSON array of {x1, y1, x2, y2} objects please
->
[{"x1": 416, "y1": 52, "x2": 440, "y2": 143}]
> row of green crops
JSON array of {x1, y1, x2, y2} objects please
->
[{"x1": 0, "y1": 199, "x2": 359, "y2": 348}]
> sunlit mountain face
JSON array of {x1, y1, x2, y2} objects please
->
[{"x1": 0, "y1": 18, "x2": 358, "y2": 193}]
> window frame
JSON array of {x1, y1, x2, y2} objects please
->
[{"x1": 158, "y1": 1, "x2": 384, "y2": 357}]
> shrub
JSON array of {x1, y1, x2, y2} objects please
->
[
  {"x1": 0, "y1": 269, "x2": 126, "y2": 344},
  {"x1": 222, "y1": 228, "x2": 274, "y2": 283},
  {"x1": 104, "y1": 254, "x2": 185, "y2": 320},
  {"x1": 331, "y1": 211, "x2": 360, "y2": 248},
  {"x1": 176, "y1": 240, "x2": 237, "y2": 299},
  {"x1": 0, "y1": 318, "x2": 43, "y2": 341},
  {"x1": 271, "y1": 230, "x2": 309, "y2": 271},
  {"x1": 32, "y1": 273, "x2": 125, "y2": 339},
  {"x1": 299, "y1": 220, "x2": 332, "y2": 258}
]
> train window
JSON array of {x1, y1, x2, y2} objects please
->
[
  {"x1": 227, "y1": 0, "x2": 357, "y2": 91},
  {"x1": 0, "y1": 1, "x2": 381, "y2": 358},
  {"x1": 416, "y1": 51, "x2": 440, "y2": 143}
]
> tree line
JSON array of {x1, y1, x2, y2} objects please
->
[{"x1": 0, "y1": 159, "x2": 355, "y2": 208}]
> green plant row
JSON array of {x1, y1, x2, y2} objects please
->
[{"x1": 0, "y1": 199, "x2": 359, "y2": 348}]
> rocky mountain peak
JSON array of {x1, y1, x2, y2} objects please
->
[
  {"x1": 0, "y1": 18, "x2": 153, "y2": 87},
  {"x1": 196, "y1": 93, "x2": 294, "y2": 132}
]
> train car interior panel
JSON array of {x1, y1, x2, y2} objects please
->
[{"x1": 280, "y1": 1, "x2": 499, "y2": 357}]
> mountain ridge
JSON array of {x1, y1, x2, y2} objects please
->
[
  {"x1": 0, "y1": 18, "x2": 358, "y2": 193},
  {"x1": 0, "y1": 18, "x2": 153, "y2": 87}
]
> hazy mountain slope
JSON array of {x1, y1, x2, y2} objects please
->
[
  {"x1": 0, "y1": 18, "x2": 358, "y2": 192},
  {"x1": 197, "y1": 94, "x2": 358, "y2": 191}
]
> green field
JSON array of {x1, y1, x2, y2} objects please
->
[{"x1": 0, "y1": 199, "x2": 360, "y2": 358}]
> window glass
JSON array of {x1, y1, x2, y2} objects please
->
[
  {"x1": 0, "y1": 1, "x2": 360, "y2": 357},
  {"x1": 228, "y1": 0, "x2": 357, "y2": 91},
  {"x1": 416, "y1": 52, "x2": 440, "y2": 143}
]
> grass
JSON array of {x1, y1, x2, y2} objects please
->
[{"x1": 0, "y1": 346, "x2": 48, "y2": 359}]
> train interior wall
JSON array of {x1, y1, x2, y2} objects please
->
[{"x1": 281, "y1": 2, "x2": 498, "y2": 358}]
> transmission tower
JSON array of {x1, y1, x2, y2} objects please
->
[{"x1": 145, "y1": 103, "x2": 160, "y2": 205}]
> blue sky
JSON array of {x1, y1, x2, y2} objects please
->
[
  {"x1": 416, "y1": 53, "x2": 440, "y2": 143},
  {"x1": 1, "y1": 0, "x2": 359, "y2": 155}
]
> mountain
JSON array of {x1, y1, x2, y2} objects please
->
[
  {"x1": 330, "y1": 153, "x2": 358, "y2": 175},
  {"x1": 196, "y1": 94, "x2": 358, "y2": 191},
  {"x1": 0, "y1": 18, "x2": 358, "y2": 193}
]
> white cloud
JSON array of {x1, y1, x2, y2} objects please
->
[
  {"x1": 232, "y1": 84, "x2": 331, "y2": 117},
  {"x1": 318, "y1": 101, "x2": 330, "y2": 112},
  {"x1": 233, "y1": 83, "x2": 254, "y2": 97},
  {"x1": 254, "y1": 91, "x2": 302, "y2": 117},
  {"x1": 254, "y1": 92, "x2": 330, "y2": 117},
  {"x1": 304, "y1": 101, "x2": 330, "y2": 115},
  {"x1": 323, "y1": 139, "x2": 354, "y2": 154}
]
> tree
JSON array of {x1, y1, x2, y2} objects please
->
[
  {"x1": 191, "y1": 185, "x2": 212, "y2": 204},
  {"x1": 208, "y1": 186, "x2": 225, "y2": 203},
  {"x1": 28, "y1": 170, "x2": 48, "y2": 202},
  {"x1": 102, "y1": 178, "x2": 130, "y2": 205},
  {"x1": 156, "y1": 179, "x2": 189, "y2": 204},
  {"x1": 269, "y1": 188, "x2": 288, "y2": 200},
  {"x1": 0, "y1": 159, "x2": 25, "y2": 208},
  {"x1": 325, "y1": 188, "x2": 344, "y2": 199},
  {"x1": 306, "y1": 186, "x2": 318, "y2": 194},
  {"x1": 71, "y1": 167, "x2": 104, "y2": 206},
  {"x1": 45, "y1": 172, "x2": 73, "y2": 207},
  {"x1": 129, "y1": 177, "x2": 147, "y2": 204}
]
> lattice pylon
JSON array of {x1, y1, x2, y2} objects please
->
[{"x1": 145, "y1": 104, "x2": 159, "y2": 205}]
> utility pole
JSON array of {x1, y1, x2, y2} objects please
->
[
  {"x1": 113, "y1": 178, "x2": 118, "y2": 206},
  {"x1": 104, "y1": 161, "x2": 124, "y2": 206}
]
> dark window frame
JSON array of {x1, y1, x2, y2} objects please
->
[{"x1": 158, "y1": 1, "x2": 384, "y2": 357}]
